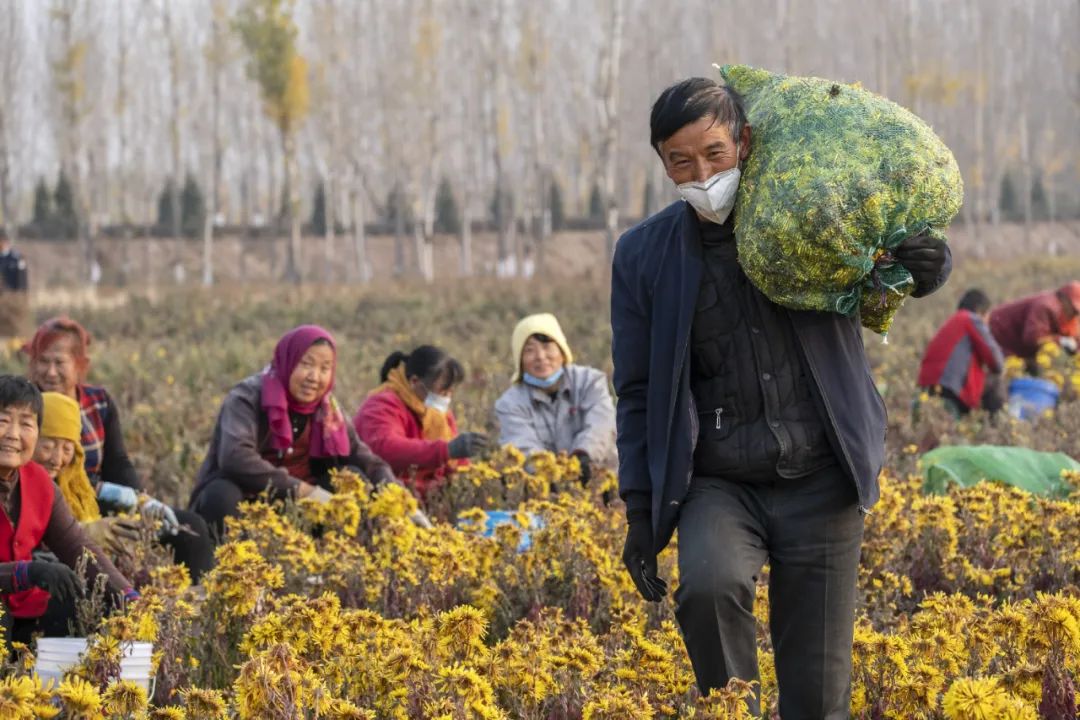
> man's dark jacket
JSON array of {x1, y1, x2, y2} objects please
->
[{"x1": 611, "y1": 201, "x2": 951, "y2": 551}]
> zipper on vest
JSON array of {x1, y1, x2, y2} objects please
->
[{"x1": 714, "y1": 408, "x2": 723, "y2": 430}]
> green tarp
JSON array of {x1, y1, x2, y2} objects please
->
[
  {"x1": 920, "y1": 445, "x2": 1080, "y2": 498},
  {"x1": 718, "y1": 64, "x2": 964, "y2": 335}
]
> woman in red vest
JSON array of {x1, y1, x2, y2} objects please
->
[
  {"x1": 0, "y1": 375, "x2": 137, "y2": 645},
  {"x1": 353, "y1": 346, "x2": 489, "y2": 499}
]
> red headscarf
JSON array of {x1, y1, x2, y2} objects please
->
[
  {"x1": 24, "y1": 316, "x2": 93, "y2": 382},
  {"x1": 261, "y1": 325, "x2": 350, "y2": 458}
]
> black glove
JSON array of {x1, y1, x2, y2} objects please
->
[
  {"x1": 573, "y1": 451, "x2": 592, "y2": 487},
  {"x1": 893, "y1": 232, "x2": 948, "y2": 290},
  {"x1": 26, "y1": 562, "x2": 83, "y2": 603},
  {"x1": 622, "y1": 510, "x2": 666, "y2": 602},
  {"x1": 448, "y1": 432, "x2": 490, "y2": 460}
]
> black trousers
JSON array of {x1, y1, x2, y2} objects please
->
[
  {"x1": 674, "y1": 464, "x2": 864, "y2": 719},
  {"x1": 188, "y1": 479, "x2": 250, "y2": 543},
  {"x1": 4, "y1": 590, "x2": 79, "y2": 649},
  {"x1": 189, "y1": 473, "x2": 343, "y2": 542},
  {"x1": 161, "y1": 508, "x2": 215, "y2": 584}
]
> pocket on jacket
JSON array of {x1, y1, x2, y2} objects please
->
[{"x1": 697, "y1": 398, "x2": 738, "y2": 442}]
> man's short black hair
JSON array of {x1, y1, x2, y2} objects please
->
[
  {"x1": 649, "y1": 77, "x2": 747, "y2": 153},
  {"x1": 958, "y1": 288, "x2": 992, "y2": 314},
  {"x1": 0, "y1": 375, "x2": 42, "y2": 423}
]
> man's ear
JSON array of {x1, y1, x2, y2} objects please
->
[{"x1": 740, "y1": 124, "x2": 752, "y2": 160}]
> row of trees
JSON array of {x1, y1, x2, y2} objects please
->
[
  {"x1": 21, "y1": 171, "x2": 624, "y2": 239},
  {"x1": 23, "y1": 166, "x2": 1055, "y2": 240},
  {"x1": 0, "y1": 0, "x2": 1076, "y2": 285}
]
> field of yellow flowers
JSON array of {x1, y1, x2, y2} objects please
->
[{"x1": 0, "y1": 253, "x2": 1079, "y2": 718}]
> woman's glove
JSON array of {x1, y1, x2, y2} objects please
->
[
  {"x1": 409, "y1": 508, "x2": 434, "y2": 529},
  {"x1": 448, "y1": 433, "x2": 490, "y2": 460},
  {"x1": 23, "y1": 561, "x2": 83, "y2": 602},
  {"x1": 306, "y1": 486, "x2": 333, "y2": 504},
  {"x1": 85, "y1": 517, "x2": 142, "y2": 555},
  {"x1": 139, "y1": 496, "x2": 180, "y2": 535},
  {"x1": 97, "y1": 482, "x2": 139, "y2": 511},
  {"x1": 573, "y1": 451, "x2": 593, "y2": 486}
]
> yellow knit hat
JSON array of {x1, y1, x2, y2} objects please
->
[
  {"x1": 511, "y1": 313, "x2": 573, "y2": 382},
  {"x1": 40, "y1": 392, "x2": 100, "y2": 522}
]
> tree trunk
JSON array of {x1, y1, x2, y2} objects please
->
[
  {"x1": 489, "y1": 0, "x2": 512, "y2": 275},
  {"x1": 203, "y1": 4, "x2": 225, "y2": 287},
  {"x1": 393, "y1": 183, "x2": 406, "y2": 277},
  {"x1": 323, "y1": 174, "x2": 336, "y2": 283},
  {"x1": 600, "y1": 0, "x2": 625, "y2": 262},
  {"x1": 349, "y1": 165, "x2": 370, "y2": 282},
  {"x1": 0, "y1": 108, "x2": 15, "y2": 243},
  {"x1": 1018, "y1": 108, "x2": 1032, "y2": 244},
  {"x1": 972, "y1": 0, "x2": 986, "y2": 238},
  {"x1": 201, "y1": 212, "x2": 214, "y2": 287},
  {"x1": 413, "y1": 223, "x2": 434, "y2": 283},
  {"x1": 459, "y1": 194, "x2": 473, "y2": 277},
  {"x1": 115, "y1": 0, "x2": 131, "y2": 233},
  {"x1": 164, "y1": 2, "x2": 182, "y2": 242},
  {"x1": 282, "y1": 130, "x2": 301, "y2": 284}
]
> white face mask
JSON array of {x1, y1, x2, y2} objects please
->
[
  {"x1": 676, "y1": 143, "x2": 741, "y2": 225},
  {"x1": 424, "y1": 392, "x2": 451, "y2": 414}
]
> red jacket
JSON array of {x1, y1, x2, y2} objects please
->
[
  {"x1": 0, "y1": 462, "x2": 55, "y2": 618},
  {"x1": 989, "y1": 292, "x2": 1073, "y2": 360},
  {"x1": 919, "y1": 310, "x2": 1004, "y2": 410},
  {"x1": 353, "y1": 389, "x2": 460, "y2": 497}
]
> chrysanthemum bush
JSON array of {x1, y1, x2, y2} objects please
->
[
  {"x1": 1, "y1": 259, "x2": 1079, "y2": 717},
  {"x1": 2, "y1": 453, "x2": 1078, "y2": 718}
]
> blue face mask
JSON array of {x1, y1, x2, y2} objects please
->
[{"x1": 523, "y1": 367, "x2": 565, "y2": 389}]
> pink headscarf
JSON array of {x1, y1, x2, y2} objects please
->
[{"x1": 261, "y1": 325, "x2": 350, "y2": 458}]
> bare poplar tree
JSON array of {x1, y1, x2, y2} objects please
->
[
  {"x1": 0, "y1": 4, "x2": 22, "y2": 241},
  {"x1": 50, "y1": 0, "x2": 96, "y2": 281},
  {"x1": 599, "y1": 0, "x2": 625, "y2": 261}
]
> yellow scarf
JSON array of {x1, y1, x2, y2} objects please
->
[
  {"x1": 375, "y1": 364, "x2": 453, "y2": 441},
  {"x1": 40, "y1": 392, "x2": 100, "y2": 522}
]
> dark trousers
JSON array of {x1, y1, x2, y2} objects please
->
[
  {"x1": 4, "y1": 590, "x2": 79, "y2": 649},
  {"x1": 674, "y1": 464, "x2": 864, "y2": 719},
  {"x1": 189, "y1": 474, "x2": 341, "y2": 542},
  {"x1": 931, "y1": 374, "x2": 1005, "y2": 417},
  {"x1": 188, "y1": 479, "x2": 249, "y2": 543},
  {"x1": 161, "y1": 508, "x2": 215, "y2": 584}
]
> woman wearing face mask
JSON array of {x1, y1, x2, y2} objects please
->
[
  {"x1": 189, "y1": 325, "x2": 396, "y2": 537},
  {"x1": 353, "y1": 346, "x2": 488, "y2": 498},
  {"x1": 495, "y1": 314, "x2": 616, "y2": 482}
]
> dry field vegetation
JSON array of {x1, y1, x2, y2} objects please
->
[{"x1": 0, "y1": 247, "x2": 1078, "y2": 718}]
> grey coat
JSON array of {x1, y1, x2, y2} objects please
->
[
  {"x1": 190, "y1": 374, "x2": 395, "y2": 503},
  {"x1": 495, "y1": 364, "x2": 617, "y2": 467}
]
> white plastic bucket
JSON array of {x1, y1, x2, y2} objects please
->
[{"x1": 35, "y1": 637, "x2": 155, "y2": 694}]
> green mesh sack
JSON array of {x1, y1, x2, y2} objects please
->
[{"x1": 719, "y1": 64, "x2": 963, "y2": 335}]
